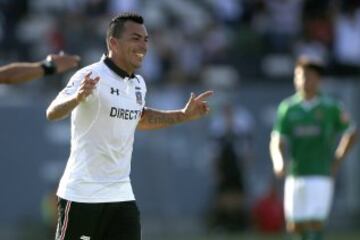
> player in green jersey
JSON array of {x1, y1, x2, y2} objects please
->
[{"x1": 269, "y1": 57, "x2": 357, "y2": 240}]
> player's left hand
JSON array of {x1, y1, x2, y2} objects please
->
[
  {"x1": 183, "y1": 90, "x2": 214, "y2": 121},
  {"x1": 331, "y1": 156, "x2": 343, "y2": 177}
]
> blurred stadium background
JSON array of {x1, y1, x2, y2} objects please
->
[{"x1": 0, "y1": 0, "x2": 359, "y2": 239}]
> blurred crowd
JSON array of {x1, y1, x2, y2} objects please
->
[{"x1": 1, "y1": 0, "x2": 360, "y2": 90}]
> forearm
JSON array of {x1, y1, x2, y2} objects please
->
[
  {"x1": 335, "y1": 130, "x2": 358, "y2": 160},
  {"x1": 137, "y1": 107, "x2": 189, "y2": 130},
  {"x1": 46, "y1": 94, "x2": 79, "y2": 121},
  {"x1": 269, "y1": 134, "x2": 286, "y2": 173},
  {"x1": 0, "y1": 62, "x2": 44, "y2": 84}
]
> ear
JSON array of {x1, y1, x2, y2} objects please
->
[{"x1": 109, "y1": 37, "x2": 118, "y2": 53}]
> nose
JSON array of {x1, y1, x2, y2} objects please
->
[{"x1": 139, "y1": 39, "x2": 148, "y2": 52}]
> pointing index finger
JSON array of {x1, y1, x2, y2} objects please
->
[
  {"x1": 84, "y1": 72, "x2": 93, "y2": 80},
  {"x1": 194, "y1": 90, "x2": 214, "y2": 101}
]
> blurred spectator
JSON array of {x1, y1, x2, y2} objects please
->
[
  {"x1": 332, "y1": 0, "x2": 360, "y2": 75},
  {"x1": 107, "y1": 0, "x2": 141, "y2": 15},
  {"x1": 207, "y1": 103, "x2": 254, "y2": 232},
  {"x1": 252, "y1": 182, "x2": 284, "y2": 233},
  {"x1": 293, "y1": 37, "x2": 329, "y2": 64},
  {"x1": 302, "y1": 0, "x2": 334, "y2": 47},
  {"x1": 85, "y1": 0, "x2": 108, "y2": 16},
  {"x1": 252, "y1": 0, "x2": 303, "y2": 53},
  {"x1": 0, "y1": 0, "x2": 30, "y2": 59},
  {"x1": 205, "y1": 0, "x2": 243, "y2": 27},
  {"x1": 203, "y1": 22, "x2": 233, "y2": 65}
]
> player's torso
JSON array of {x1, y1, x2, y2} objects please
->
[
  {"x1": 68, "y1": 63, "x2": 146, "y2": 181},
  {"x1": 94, "y1": 72, "x2": 145, "y2": 142},
  {"x1": 72, "y1": 65, "x2": 146, "y2": 145},
  {"x1": 286, "y1": 99, "x2": 337, "y2": 175}
]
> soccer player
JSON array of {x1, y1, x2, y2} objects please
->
[
  {"x1": 0, "y1": 53, "x2": 80, "y2": 84},
  {"x1": 46, "y1": 12, "x2": 213, "y2": 240},
  {"x1": 269, "y1": 57, "x2": 357, "y2": 240}
]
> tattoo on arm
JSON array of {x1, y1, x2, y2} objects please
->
[
  {"x1": 138, "y1": 108, "x2": 188, "y2": 130},
  {"x1": 147, "y1": 113, "x2": 184, "y2": 125}
]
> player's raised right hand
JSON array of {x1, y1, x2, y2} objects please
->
[{"x1": 76, "y1": 72, "x2": 100, "y2": 103}]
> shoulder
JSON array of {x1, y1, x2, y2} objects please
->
[
  {"x1": 278, "y1": 95, "x2": 298, "y2": 111},
  {"x1": 65, "y1": 62, "x2": 103, "y2": 90},
  {"x1": 319, "y1": 94, "x2": 339, "y2": 106},
  {"x1": 78, "y1": 61, "x2": 105, "y2": 75},
  {"x1": 319, "y1": 95, "x2": 344, "y2": 112}
]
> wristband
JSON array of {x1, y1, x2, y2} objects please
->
[{"x1": 41, "y1": 59, "x2": 57, "y2": 75}]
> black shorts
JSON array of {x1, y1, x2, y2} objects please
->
[{"x1": 55, "y1": 198, "x2": 141, "y2": 240}]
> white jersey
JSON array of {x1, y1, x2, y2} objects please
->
[{"x1": 57, "y1": 56, "x2": 147, "y2": 203}]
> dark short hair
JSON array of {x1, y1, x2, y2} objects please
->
[
  {"x1": 106, "y1": 12, "x2": 144, "y2": 41},
  {"x1": 295, "y1": 56, "x2": 325, "y2": 76}
]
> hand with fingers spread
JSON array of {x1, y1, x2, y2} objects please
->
[
  {"x1": 183, "y1": 90, "x2": 214, "y2": 121},
  {"x1": 47, "y1": 53, "x2": 81, "y2": 74},
  {"x1": 76, "y1": 72, "x2": 100, "y2": 103}
]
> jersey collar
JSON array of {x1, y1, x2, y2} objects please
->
[
  {"x1": 296, "y1": 93, "x2": 321, "y2": 110},
  {"x1": 103, "y1": 56, "x2": 135, "y2": 79}
]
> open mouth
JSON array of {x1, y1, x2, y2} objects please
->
[{"x1": 135, "y1": 53, "x2": 144, "y2": 60}]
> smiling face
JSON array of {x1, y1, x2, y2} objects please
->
[{"x1": 108, "y1": 21, "x2": 148, "y2": 74}]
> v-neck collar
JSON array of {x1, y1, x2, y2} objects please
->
[{"x1": 295, "y1": 93, "x2": 320, "y2": 111}]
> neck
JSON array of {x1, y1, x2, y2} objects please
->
[
  {"x1": 301, "y1": 91, "x2": 317, "y2": 101},
  {"x1": 104, "y1": 55, "x2": 135, "y2": 78},
  {"x1": 108, "y1": 53, "x2": 134, "y2": 76}
]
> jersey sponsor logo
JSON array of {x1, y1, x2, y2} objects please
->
[
  {"x1": 110, "y1": 87, "x2": 120, "y2": 96},
  {"x1": 110, "y1": 107, "x2": 142, "y2": 120},
  {"x1": 80, "y1": 235, "x2": 90, "y2": 240},
  {"x1": 294, "y1": 125, "x2": 321, "y2": 137}
]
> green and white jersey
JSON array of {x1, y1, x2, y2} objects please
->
[{"x1": 273, "y1": 93, "x2": 353, "y2": 176}]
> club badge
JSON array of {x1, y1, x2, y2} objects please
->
[{"x1": 135, "y1": 91, "x2": 142, "y2": 105}]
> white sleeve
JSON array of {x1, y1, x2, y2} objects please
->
[
  {"x1": 61, "y1": 69, "x2": 98, "y2": 103},
  {"x1": 62, "y1": 70, "x2": 84, "y2": 96}
]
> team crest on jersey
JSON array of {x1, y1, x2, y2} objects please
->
[{"x1": 135, "y1": 91, "x2": 142, "y2": 105}]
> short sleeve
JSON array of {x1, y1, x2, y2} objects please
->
[
  {"x1": 62, "y1": 70, "x2": 84, "y2": 96},
  {"x1": 60, "y1": 69, "x2": 98, "y2": 103},
  {"x1": 273, "y1": 101, "x2": 291, "y2": 136},
  {"x1": 333, "y1": 101, "x2": 351, "y2": 133}
]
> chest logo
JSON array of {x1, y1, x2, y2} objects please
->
[
  {"x1": 135, "y1": 91, "x2": 143, "y2": 105},
  {"x1": 110, "y1": 87, "x2": 120, "y2": 96}
]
